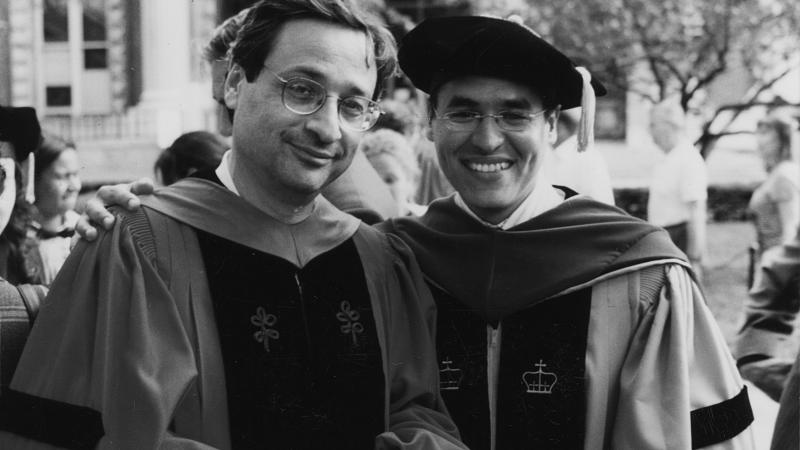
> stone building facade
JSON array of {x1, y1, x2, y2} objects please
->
[{"x1": 1, "y1": 0, "x2": 217, "y2": 148}]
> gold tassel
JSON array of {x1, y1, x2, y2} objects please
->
[
  {"x1": 575, "y1": 67, "x2": 596, "y2": 153},
  {"x1": 25, "y1": 152, "x2": 35, "y2": 203}
]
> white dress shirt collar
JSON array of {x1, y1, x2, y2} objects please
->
[
  {"x1": 453, "y1": 173, "x2": 565, "y2": 230},
  {"x1": 214, "y1": 150, "x2": 239, "y2": 195}
]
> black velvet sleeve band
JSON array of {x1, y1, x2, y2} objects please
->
[
  {"x1": 0, "y1": 388, "x2": 104, "y2": 450},
  {"x1": 691, "y1": 386, "x2": 754, "y2": 449}
]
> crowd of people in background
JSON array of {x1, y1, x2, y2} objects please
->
[{"x1": 0, "y1": 0, "x2": 799, "y2": 448}]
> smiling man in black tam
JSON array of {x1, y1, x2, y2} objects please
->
[
  {"x1": 0, "y1": 106, "x2": 42, "y2": 160},
  {"x1": 74, "y1": 13, "x2": 755, "y2": 450},
  {"x1": 380, "y1": 15, "x2": 755, "y2": 449}
]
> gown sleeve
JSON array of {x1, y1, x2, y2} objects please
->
[
  {"x1": 771, "y1": 348, "x2": 800, "y2": 449},
  {"x1": 370, "y1": 233, "x2": 466, "y2": 450},
  {"x1": 612, "y1": 265, "x2": 755, "y2": 449},
  {"x1": 0, "y1": 211, "x2": 214, "y2": 449},
  {"x1": 734, "y1": 240, "x2": 800, "y2": 362}
]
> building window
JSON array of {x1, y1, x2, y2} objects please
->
[
  {"x1": 41, "y1": 0, "x2": 113, "y2": 113},
  {"x1": 82, "y1": 0, "x2": 107, "y2": 41},
  {"x1": 82, "y1": 0, "x2": 109, "y2": 71},
  {"x1": 44, "y1": 0, "x2": 69, "y2": 42},
  {"x1": 46, "y1": 86, "x2": 72, "y2": 107},
  {"x1": 84, "y1": 48, "x2": 108, "y2": 69}
]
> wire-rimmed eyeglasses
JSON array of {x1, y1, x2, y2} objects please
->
[
  {"x1": 264, "y1": 67, "x2": 382, "y2": 132},
  {"x1": 434, "y1": 109, "x2": 549, "y2": 132}
]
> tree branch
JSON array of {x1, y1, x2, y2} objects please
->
[
  {"x1": 696, "y1": 94, "x2": 800, "y2": 157},
  {"x1": 621, "y1": 0, "x2": 667, "y2": 98},
  {"x1": 687, "y1": 2, "x2": 732, "y2": 101},
  {"x1": 712, "y1": 66, "x2": 796, "y2": 131},
  {"x1": 652, "y1": 55, "x2": 688, "y2": 85}
]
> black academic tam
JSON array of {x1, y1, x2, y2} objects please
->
[
  {"x1": 398, "y1": 15, "x2": 607, "y2": 109},
  {"x1": 0, "y1": 106, "x2": 41, "y2": 162}
]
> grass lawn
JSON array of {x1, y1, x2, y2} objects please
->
[
  {"x1": 700, "y1": 221, "x2": 797, "y2": 448},
  {"x1": 702, "y1": 221, "x2": 755, "y2": 345}
]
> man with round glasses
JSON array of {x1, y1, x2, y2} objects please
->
[
  {"x1": 0, "y1": 1, "x2": 463, "y2": 449},
  {"x1": 200, "y1": 6, "x2": 396, "y2": 225}
]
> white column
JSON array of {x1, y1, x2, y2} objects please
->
[
  {"x1": 138, "y1": 0, "x2": 192, "y2": 147},
  {"x1": 10, "y1": 0, "x2": 39, "y2": 108},
  {"x1": 67, "y1": 0, "x2": 82, "y2": 116}
]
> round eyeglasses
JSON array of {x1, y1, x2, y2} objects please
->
[
  {"x1": 435, "y1": 110, "x2": 548, "y2": 132},
  {"x1": 264, "y1": 67, "x2": 382, "y2": 132}
]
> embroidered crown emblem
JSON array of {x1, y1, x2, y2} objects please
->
[
  {"x1": 439, "y1": 358, "x2": 464, "y2": 391},
  {"x1": 522, "y1": 360, "x2": 558, "y2": 394}
]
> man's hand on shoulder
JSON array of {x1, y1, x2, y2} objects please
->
[{"x1": 76, "y1": 178, "x2": 155, "y2": 241}]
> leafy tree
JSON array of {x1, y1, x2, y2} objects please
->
[{"x1": 469, "y1": 0, "x2": 800, "y2": 156}]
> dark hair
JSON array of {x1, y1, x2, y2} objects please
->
[
  {"x1": 34, "y1": 133, "x2": 76, "y2": 179},
  {"x1": 155, "y1": 131, "x2": 227, "y2": 186},
  {"x1": 373, "y1": 99, "x2": 418, "y2": 135},
  {"x1": 203, "y1": 8, "x2": 251, "y2": 63},
  {"x1": 230, "y1": 0, "x2": 397, "y2": 100},
  {"x1": 557, "y1": 110, "x2": 579, "y2": 135},
  {"x1": 204, "y1": 9, "x2": 251, "y2": 127},
  {"x1": 757, "y1": 113, "x2": 795, "y2": 162}
]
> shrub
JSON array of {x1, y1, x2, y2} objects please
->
[{"x1": 613, "y1": 185, "x2": 755, "y2": 222}]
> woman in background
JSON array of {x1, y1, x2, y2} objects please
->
[
  {"x1": 33, "y1": 134, "x2": 81, "y2": 285},
  {"x1": 748, "y1": 113, "x2": 799, "y2": 275}
]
